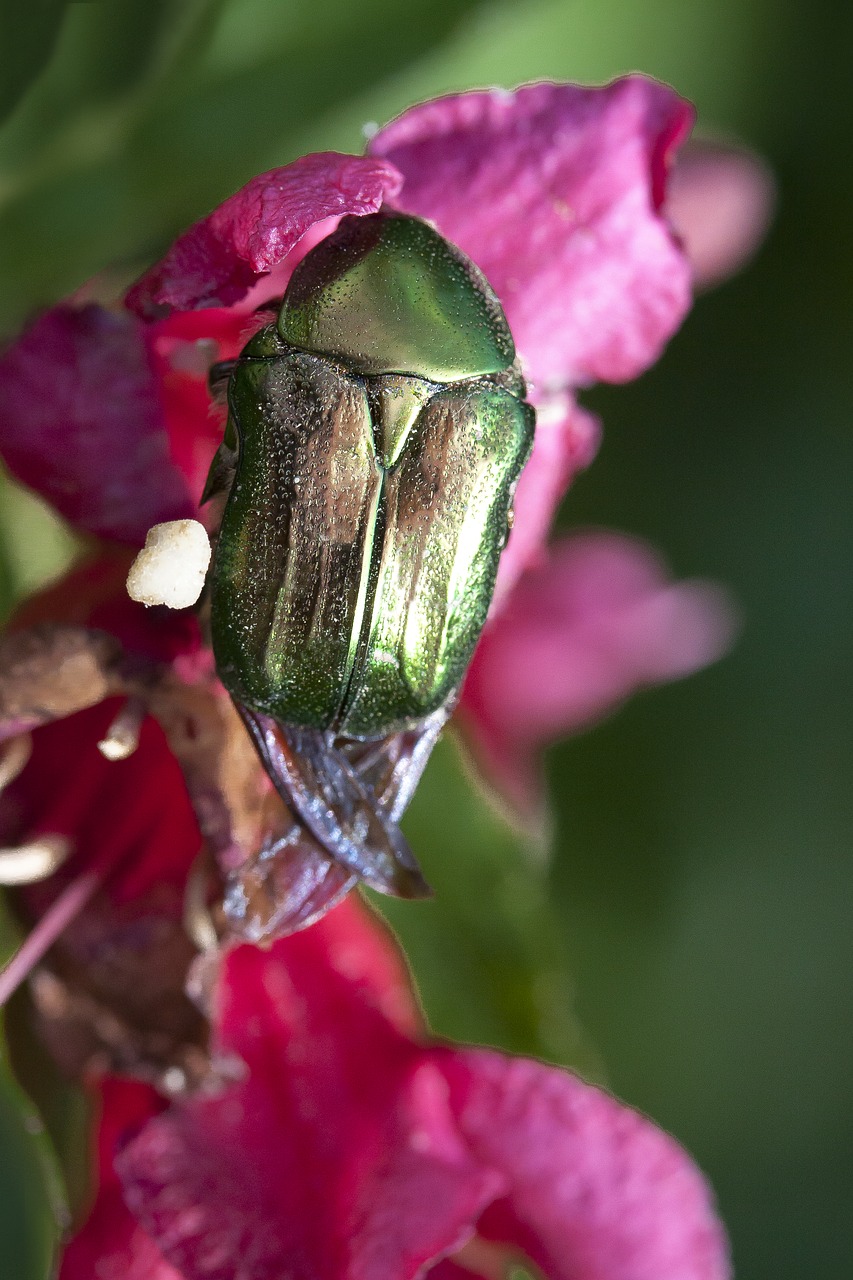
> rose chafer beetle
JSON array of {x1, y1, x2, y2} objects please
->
[{"x1": 204, "y1": 210, "x2": 534, "y2": 927}]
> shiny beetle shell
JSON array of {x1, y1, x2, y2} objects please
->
[{"x1": 208, "y1": 211, "x2": 534, "y2": 741}]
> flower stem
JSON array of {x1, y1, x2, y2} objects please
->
[{"x1": 0, "y1": 865, "x2": 104, "y2": 1005}]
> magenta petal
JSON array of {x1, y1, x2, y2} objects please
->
[
  {"x1": 461, "y1": 532, "x2": 737, "y2": 815},
  {"x1": 0, "y1": 305, "x2": 193, "y2": 543},
  {"x1": 127, "y1": 153, "x2": 403, "y2": 318},
  {"x1": 370, "y1": 78, "x2": 694, "y2": 392},
  {"x1": 668, "y1": 140, "x2": 776, "y2": 290},
  {"x1": 118, "y1": 904, "x2": 500, "y2": 1280},
  {"x1": 441, "y1": 1049, "x2": 730, "y2": 1280},
  {"x1": 60, "y1": 1078, "x2": 181, "y2": 1280},
  {"x1": 426, "y1": 1262, "x2": 484, "y2": 1280},
  {"x1": 90, "y1": 906, "x2": 729, "y2": 1280},
  {"x1": 493, "y1": 395, "x2": 600, "y2": 609}
]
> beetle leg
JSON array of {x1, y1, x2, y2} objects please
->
[
  {"x1": 207, "y1": 359, "x2": 238, "y2": 401},
  {"x1": 200, "y1": 441, "x2": 237, "y2": 505},
  {"x1": 237, "y1": 707, "x2": 430, "y2": 900}
]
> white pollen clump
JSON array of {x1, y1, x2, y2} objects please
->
[{"x1": 126, "y1": 520, "x2": 211, "y2": 609}]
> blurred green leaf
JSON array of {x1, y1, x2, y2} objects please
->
[
  {"x1": 0, "y1": 0, "x2": 68, "y2": 126},
  {"x1": 0, "y1": 1072, "x2": 60, "y2": 1280},
  {"x1": 4, "y1": 985, "x2": 93, "y2": 1231},
  {"x1": 0, "y1": 0, "x2": 484, "y2": 332},
  {"x1": 0, "y1": 896, "x2": 65, "y2": 1280},
  {"x1": 0, "y1": 515, "x2": 16, "y2": 622},
  {"x1": 0, "y1": 473, "x2": 78, "y2": 619}
]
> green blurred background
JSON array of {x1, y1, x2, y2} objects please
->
[{"x1": 1, "y1": 1, "x2": 851, "y2": 1276}]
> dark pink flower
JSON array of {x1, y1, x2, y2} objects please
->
[
  {"x1": 0, "y1": 79, "x2": 697, "y2": 565},
  {"x1": 57, "y1": 898, "x2": 727, "y2": 1280},
  {"x1": 0, "y1": 305, "x2": 193, "y2": 544},
  {"x1": 0, "y1": 77, "x2": 743, "y2": 1277},
  {"x1": 0, "y1": 76, "x2": 722, "y2": 821}
]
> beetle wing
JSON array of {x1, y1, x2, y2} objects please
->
[
  {"x1": 211, "y1": 351, "x2": 381, "y2": 730},
  {"x1": 225, "y1": 813, "x2": 357, "y2": 941},
  {"x1": 341, "y1": 703, "x2": 452, "y2": 822},
  {"x1": 341, "y1": 383, "x2": 533, "y2": 737},
  {"x1": 225, "y1": 713, "x2": 449, "y2": 941},
  {"x1": 238, "y1": 707, "x2": 430, "y2": 900}
]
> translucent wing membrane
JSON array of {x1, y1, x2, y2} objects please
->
[
  {"x1": 225, "y1": 709, "x2": 450, "y2": 940},
  {"x1": 237, "y1": 708, "x2": 430, "y2": 902}
]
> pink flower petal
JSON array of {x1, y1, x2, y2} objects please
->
[
  {"x1": 668, "y1": 140, "x2": 776, "y2": 290},
  {"x1": 143, "y1": 306, "x2": 252, "y2": 504},
  {"x1": 59, "y1": 1078, "x2": 181, "y2": 1280},
  {"x1": 461, "y1": 532, "x2": 737, "y2": 815},
  {"x1": 427, "y1": 1263, "x2": 485, "y2": 1279},
  {"x1": 370, "y1": 78, "x2": 693, "y2": 393},
  {"x1": 493, "y1": 395, "x2": 601, "y2": 609},
  {"x1": 0, "y1": 305, "x2": 193, "y2": 544},
  {"x1": 428, "y1": 1245, "x2": 507, "y2": 1279},
  {"x1": 127, "y1": 153, "x2": 403, "y2": 319},
  {"x1": 441, "y1": 1050, "x2": 729, "y2": 1280},
  {"x1": 117, "y1": 905, "x2": 499, "y2": 1280},
  {"x1": 7, "y1": 699, "x2": 202, "y2": 915},
  {"x1": 113, "y1": 899, "x2": 728, "y2": 1280}
]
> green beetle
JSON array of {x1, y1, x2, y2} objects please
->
[{"x1": 204, "y1": 211, "x2": 534, "y2": 924}]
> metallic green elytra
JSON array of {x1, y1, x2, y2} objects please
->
[{"x1": 208, "y1": 210, "x2": 534, "y2": 741}]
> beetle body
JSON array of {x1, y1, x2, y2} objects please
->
[{"x1": 209, "y1": 211, "x2": 534, "y2": 743}]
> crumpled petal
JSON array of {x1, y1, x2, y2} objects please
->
[
  {"x1": 59, "y1": 1077, "x2": 181, "y2": 1280},
  {"x1": 127, "y1": 153, "x2": 403, "y2": 318},
  {"x1": 461, "y1": 532, "x2": 738, "y2": 815},
  {"x1": 668, "y1": 140, "x2": 775, "y2": 290},
  {"x1": 440, "y1": 1050, "x2": 729, "y2": 1280},
  {"x1": 0, "y1": 305, "x2": 192, "y2": 545},
  {"x1": 113, "y1": 898, "x2": 727, "y2": 1280},
  {"x1": 370, "y1": 77, "x2": 693, "y2": 392}
]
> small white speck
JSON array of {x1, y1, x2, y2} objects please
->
[{"x1": 162, "y1": 1066, "x2": 187, "y2": 1094}]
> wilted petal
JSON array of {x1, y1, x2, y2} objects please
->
[
  {"x1": 370, "y1": 78, "x2": 693, "y2": 392},
  {"x1": 127, "y1": 153, "x2": 403, "y2": 318},
  {"x1": 118, "y1": 904, "x2": 497, "y2": 1280},
  {"x1": 0, "y1": 624, "x2": 121, "y2": 744},
  {"x1": 668, "y1": 140, "x2": 775, "y2": 290},
  {"x1": 0, "y1": 305, "x2": 192, "y2": 544},
  {"x1": 441, "y1": 1050, "x2": 730, "y2": 1280},
  {"x1": 461, "y1": 532, "x2": 737, "y2": 815},
  {"x1": 10, "y1": 551, "x2": 202, "y2": 664},
  {"x1": 59, "y1": 1077, "x2": 182, "y2": 1280}
]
